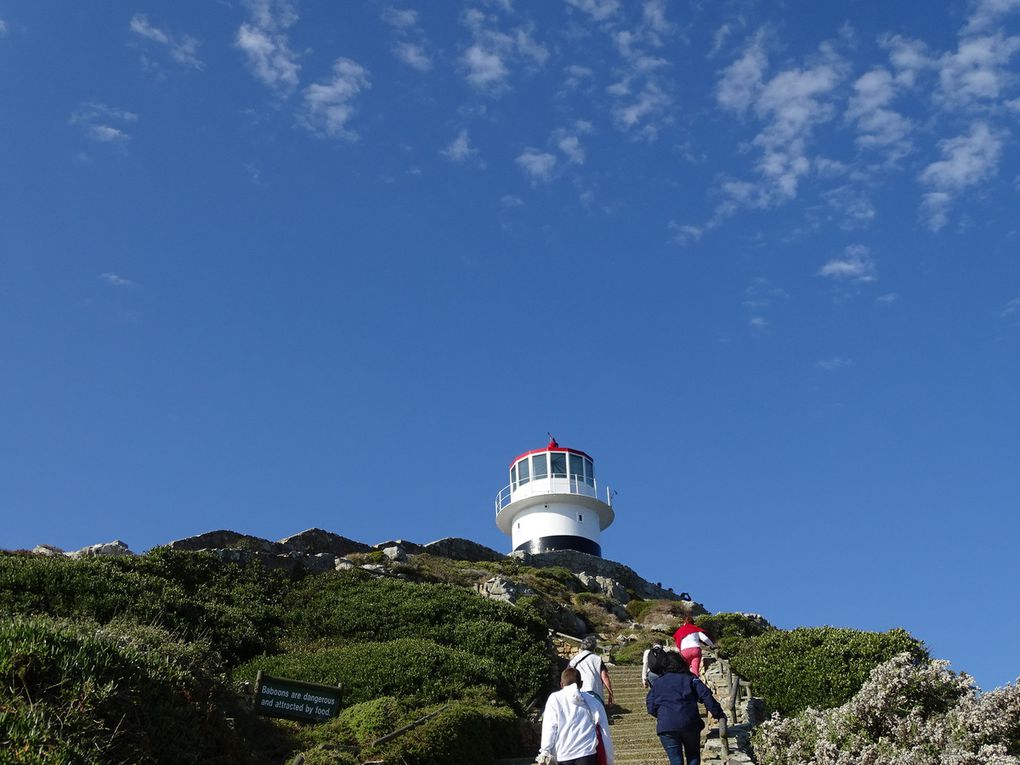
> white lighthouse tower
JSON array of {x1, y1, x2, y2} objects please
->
[{"x1": 495, "y1": 437, "x2": 615, "y2": 557}]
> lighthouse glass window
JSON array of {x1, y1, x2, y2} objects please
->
[
  {"x1": 550, "y1": 452, "x2": 567, "y2": 477},
  {"x1": 584, "y1": 458, "x2": 594, "y2": 485},
  {"x1": 569, "y1": 454, "x2": 583, "y2": 484},
  {"x1": 518, "y1": 457, "x2": 530, "y2": 485},
  {"x1": 532, "y1": 453, "x2": 548, "y2": 479}
]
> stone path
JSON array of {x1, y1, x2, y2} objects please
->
[{"x1": 496, "y1": 661, "x2": 755, "y2": 765}]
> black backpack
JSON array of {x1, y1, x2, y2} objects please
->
[{"x1": 646, "y1": 645, "x2": 666, "y2": 675}]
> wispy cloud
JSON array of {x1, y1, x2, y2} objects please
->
[
  {"x1": 936, "y1": 32, "x2": 1020, "y2": 110},
  {"x1": 100, "y1": 272, "x2": 139, "y2": 288},
  {"x1": 70, "y1": 103, "x2": 137, "y2": 143},
  {"x1": 552, "y1": 120, "x2": 593, "y2": 165},
  {"x1": 236, "y1": 0, "x2": 300, "y2": 96},
  {"x1": 846, "y1": 67, "x2": 913, "y2": 161},
  {"x1": 876, "y1": 292, "x2": 899, "y2": 304},
  {"x1": 565, "y1": 0, "x2": 621, "y2": 22},
  {"x1": 441, "y1": 129, "x2": 483, "y2": 165},
  {"x1": 299, "y1": 58, "x2": 370, "y2": 140},
  {"x1": 1001, "y1": 293, "x2": 1020, "y2": 317},
  {"x1": 919, "y1": 121, "x2": 1006, "y2": 230},
  {"x1": 0, "y1": 19, "x2": 8, "y2": 36},
  {"x1": 714, "y1": 33, "x2": 847, "y2": 212},
  {"x1": 816, "y1": 356, "x2": 853, "y2": 371},
  {"x1": 382, "y1": 8, "x2": 433, "y2": 72},
  {"x1": 459, "y1": 9, "x2": 547, "y2": 95},
  {"x1": 817, "y1": 244, "x2": 878, "y2": 282},
  {"x1": 129, "y1": 14, "x2": 202, "y2": 70},
  {"x1": 516, "y1": 148, "x2": 557, "y2": 184},
  {"x1": 964, "y1": 0, "x2": 1020, "y2": 34}
]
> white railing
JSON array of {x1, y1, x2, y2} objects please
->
[{"x1": 494, "y1": 475, "x2": 613, "y2": 514}]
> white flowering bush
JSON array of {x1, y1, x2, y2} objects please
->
[{"x1": 752, "y1": 652, "x2": 1020, "y2": 765}]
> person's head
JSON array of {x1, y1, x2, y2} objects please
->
[
  {"x1": 652, "y1": 639, "x2": 664, "y2": 648},
  {"x1": 561, "y1": 667, "x2": 582, "y2": 688},
  {"x1": 581, "y1": 635, "x2": 598, "y2": 651},
  {"x1": 662, "y1": 651, "x2": 689, "y2": 674}
]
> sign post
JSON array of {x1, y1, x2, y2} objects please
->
[{"x1": 253, "y1": 671, "x2": 342, "y2": 723}]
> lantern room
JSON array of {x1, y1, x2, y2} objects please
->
[{"x1": 495, "y1": 437, "x2": 615, "y2": 557}]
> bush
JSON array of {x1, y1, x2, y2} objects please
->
[
  {"x1": 0, "y1": 550, "x2": 286, "y2": 666},
  {"x1": 281, "y1": 571, "x2": 549, "y2": 702},
  {"x1": 0, "y1": 614, "x2": 244, "y2": 764},
  {"x1": 695, "y1": 612, "x2": 773, "y2": 657},
  {"x1": 378, "y1": 701, "x2": 522, "y2": 765},
  {"x1": 731, "y1": 626, "x2": 927, "y2": 716},
  {"x1": 753, "y1": 652, "x2": 1020, "y2": 764},
  {"x1": 235, "y1": 638, "x2": 505, "y2": 709}
]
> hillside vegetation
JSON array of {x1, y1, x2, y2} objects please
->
[{"x1": 4, "y1": 543, "x2": 1003, "y2": 764}]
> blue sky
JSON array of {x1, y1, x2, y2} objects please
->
[{"x1": 2, "y1": 0, "x2": 1018, "y2": 691}]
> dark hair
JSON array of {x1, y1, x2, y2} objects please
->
[
  {"x1": 581, "y1": 635, "x2": 598, "y2": 651},
  {"x1": 662, "y1": 651, "x2": 689, "y2": 674},
  {"x1": 561, "y1": 667, "x2": 582, "y2": 687}
]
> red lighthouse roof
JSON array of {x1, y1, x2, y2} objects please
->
[{"x1": 509, "y1": 436, "x2": 593, "y2": 468}]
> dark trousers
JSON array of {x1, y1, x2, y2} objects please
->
[
  {"x1": 560, "y1": 755, "x2": 598, "y2": 765},
  {"x1": 658, "y1": 728, "x2": 701, "y2": 765}
]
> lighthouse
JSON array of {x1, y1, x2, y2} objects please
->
[{"x1": 495, "y1": 437, "x2": 615, "y2": 557}]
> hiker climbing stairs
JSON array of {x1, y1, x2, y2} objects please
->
[{"x1": 496, "y1": 656, "x2": 756, "y2": 765}]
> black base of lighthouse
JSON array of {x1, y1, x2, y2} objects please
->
[{"x1": 514, "y1": 535, "x2": 602, "y2": 557}]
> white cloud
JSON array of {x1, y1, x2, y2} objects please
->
[
  {"x1": 563, "y1": 64, "x2": 593, "y2": 90},
  {"x1": 299, "y1": 58, "x2": 370, "y2": 140},
  {"x1": 70, "y1": 103, "x2": 137, "y2": 143},
  {"x1": 748, "y1": 316, "x2": 769, "y2": 331},
  {"x1": 846, "y1": 68, "x2": 913, "y2": 160},
  {"x1": 964, "y1": 0, "x2": 1020, "y2": 35},
  {"x1": 552, "y1": 121, "x2": 592, "y2": 164},
  {"x1": 129, "y1": 14, "x2": 203, "y2": 70},
  {"x1": 936, "y1": 32, "x2": 1020, "y2": 110},
  {"x1": 816, "y1": 356, "x2": 853, "y2": 371},
  {"x1": 0, "y1": 19, "x2": 7, "y2": 36},
  {"x1": 817, "y1": 244, "x2": 878, "y2": 282},
  {"x1": 383, "y1": 8, "x2": 432, "y2": 72},
  {"x1": 381, "y1": 7, "x2": 418, "y2": 29},
  {"x1": 236, "y1": 0, "x2": 300, "y2": 95},
  {"x1": 1002, "y1": 293, "x2": 1020, "y2": 316},
  {"x1": 516, "y1": 149, "x2": 557, "y2": 183},
  {"x1": 880, "y1": 34, "x2": 934, "y2": 87},
  {"x1": 393, "y1": 41, "x2": 432, "y2": 71},
  {"x1": 100, "y1": 273, "x2": 138, "y2": 288},
  {"x1": 441, "y1": 129, "x2": 480, "y2": 163},
  {"x1": 876, "y1": 292, "x2": 899, "y2": 304},
  {"x1": 716, "y1": 31, "x2": 768, "y2": 114},
  {"x1": 460, "y1": 10, "x2": 547, "y2": 94},
  {"x1": 918, "y1": 121, "x2": 1006, "y2": 229},
  {"x1": 565, "y1": 0, "x2": 621, "y2": 22},
  {"x1": 669, "y1": 222, "x2": 703, "y2": 245}
]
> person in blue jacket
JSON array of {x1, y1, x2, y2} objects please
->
[{"x1": 645, "y1": 650, "x2": 726, "y2": 765}]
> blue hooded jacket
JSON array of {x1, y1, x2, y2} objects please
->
[{"x1": 645, "y1": 671, "x2": 725, "y2": 735}]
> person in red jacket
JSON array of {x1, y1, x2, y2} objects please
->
[{"x1": 673, "y1": 614, "x2": 715, "y2": 677}]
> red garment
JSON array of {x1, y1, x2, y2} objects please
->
[{"x1": 673, "y1": 623, "x2": 707, "y2": 646}]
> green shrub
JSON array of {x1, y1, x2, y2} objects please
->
[
  {"x1": 281, "y1": 571, "x2": 549, "y2": 702},
  {"x1": 236, "y1": 638, "x2": 504, "y2": 709},
  {"x1": 731, "y1": 626, "x2": 927, "y2": 716},
  {"x1": 338, "y1": 696, "x2": 403, "y2": 743},
  {"x1": 378, "y1": 701, "x2": 521, "y2": 765},
  {"x1": 532, "y1": 566, "x2": 580, "y2": 588},
  {"x1": 0, "y1": 550, "x2": 286, "y2": 666},
  {"x1": 695, "y1": 612, "x2": 773, "y2": 657},
  {"x1": 0, "y1": 614, "x2": 244, "y2": 764}
]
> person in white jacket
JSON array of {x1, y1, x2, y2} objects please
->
[{"x1": 536, "y1": 667, "x2": 615, "y2": 765}]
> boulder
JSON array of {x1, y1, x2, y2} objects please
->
[
  {"x1": 167, "y1": 530, "x2": 285, "y2": 554},
  {"x1": 477, "y1": 575, "x2": 535, "y2": 604},
  {"x1": 577, "y1": 572, "x2": 630, "y2": 604},
  {"x1": 382, "y1": 545, "x2": 407, "y2": 562},
  {"x1": 372, "y1": 539, "x2": 423, "y2": 554},
  {"x1": 68, "y1": 540, "x2": 134, "y2": 558},
  {"x1": 277, "y1": 528, "x2": 371, "y2": 557},
  {"x1": 510, "y1": 549, "x2": 677, "y2": 600},
  {"x1": 335, "y1": 558, "x2": 356, "y2": 571},
  {"x1": 422, "y1": 537, "x2": 504, "y2": 563},
  {"x1": 31, "y1": 544, "x2": 65, "y2": 557}
]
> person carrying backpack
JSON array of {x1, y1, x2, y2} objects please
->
[
  {"x1": 646, "y1": 651, "x2": 726, "y2": 765},
  {"x1": 642, "y1": 640, "x2": 667, "y2": 689},
  {"x1": 568, "y1": 635, "x2": 615, "y2": 708}
]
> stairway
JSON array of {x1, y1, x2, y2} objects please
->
[{"x1": 496, "y1": 662, "x2": 754, "y2": 765}]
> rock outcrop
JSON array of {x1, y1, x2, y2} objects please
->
[
  {"x1": 510, "y1": 548, "x2": 680, "y2": 601},
  {"x1": 278, "y1": 528, "x2": 372, "y2": 557},
  {"x1": 421, "y1": 537, "x2": 504, "y2": 563}
]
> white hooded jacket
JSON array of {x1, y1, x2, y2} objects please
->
[{"x1": 539, "y1": 684, "x2": 614, "y2": 764}]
